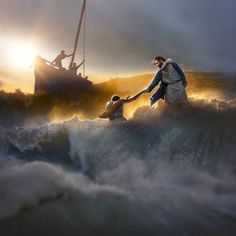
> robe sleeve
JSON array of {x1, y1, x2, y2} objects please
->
[{"x1": 147, "y1": 70, "x2": 163, "y2": 92}]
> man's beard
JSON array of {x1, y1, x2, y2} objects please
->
[{"x1": 158, "y1": 62, "x2": 163, "y2": 68}]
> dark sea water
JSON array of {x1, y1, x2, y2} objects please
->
[{"x1": 0, "y1": 85, "x2": 236, "y2": 235}]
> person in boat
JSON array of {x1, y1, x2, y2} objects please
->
[
  {"x1": 51, "y1": 50, "x2": 73, "y2": 69},
  {"x1": 69, "y1": 60, "x2": 85, "y2": 76},
  {"x1": 141, "y1": 56, "x2": 188, "y2": 106},
  {"x1": 99, "y1": 91, "x2": 144, "y2": 121}
]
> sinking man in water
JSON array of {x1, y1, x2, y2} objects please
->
[{"x1": 99, "y1": 92, "x2": 143, "y2": 121}]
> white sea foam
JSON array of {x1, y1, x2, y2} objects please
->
[{"x1": 0, "y1": 99, "x2": 236, "y2": 235}]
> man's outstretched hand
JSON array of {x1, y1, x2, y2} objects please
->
[{"x1": 141, "y1": 88, "x2": 149, "y2": 93}]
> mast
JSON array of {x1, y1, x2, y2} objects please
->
[
  {"x1": 83, "y1": 2, "x2": 86, "y2": 77},
  {"x1": 70, "y1": 0, "x2": 87, "y2": 68}
]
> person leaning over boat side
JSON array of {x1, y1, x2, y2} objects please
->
[
  {"x1": 51, "y1": 50, "x2": 73, "y2": 69},
  {"x1": 99, "y1": 91, "x2": 144, "y2": 121},
  {"x1": 141, "y1": 56, "x2": 188, "y2": 106}
]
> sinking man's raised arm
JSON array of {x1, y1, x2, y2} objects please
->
[{"x1": 123, "y1": 90, "x2": 145, "y2": 104}]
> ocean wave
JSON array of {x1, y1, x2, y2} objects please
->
[
  {"x1": 1, "y1": 157, "x2": 236, "y2": 235},
  {"x1": 1, "y1": 98, "x2": 236, "y2": 170},
  {"x1": 0, "y1": 160, "x2": 127, "y2": 219},
  {"x1": 0, "y1": 98, "x2": 236, "y2": 235}
]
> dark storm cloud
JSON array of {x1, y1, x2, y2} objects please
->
[{"x1": 1, "y1": 0, "x2": 236, "y2": 74}]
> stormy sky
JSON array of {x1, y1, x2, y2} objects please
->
[{"x1": 0, "y1": 0, "x2": 236, "y2": 77}]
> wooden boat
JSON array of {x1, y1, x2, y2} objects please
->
[{"x1": 34, "y1": 0, "x2": 92, "y2": 95}]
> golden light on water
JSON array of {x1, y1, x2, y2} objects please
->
[
  {"x1": 188, "y1": 90, "x2": 224, "y2": 101},
  {"x1": 124, "y1": 96, "x2": 150, "y2": 118}
]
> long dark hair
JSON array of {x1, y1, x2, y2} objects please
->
[{"x1": 154, "y1": 56, "x2": 166, "y2": 62}]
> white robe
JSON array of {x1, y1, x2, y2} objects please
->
[{"x1": 161, "y1": 59, "x2": 187, "y2": 104}]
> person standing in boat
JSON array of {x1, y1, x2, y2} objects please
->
[
  {"x1": 141, "y1": 56, "x2": 188, "y2": 105},
  {"x1": 69, "y1": 60, "x2": 85, "y2": 76},
  {"x1": 51, "y1": 50, "x2": 73, "y2": 69}
]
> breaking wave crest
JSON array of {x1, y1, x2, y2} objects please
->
[{"x1": 0, "y1": 98, "x2": 236, "y2": 236}]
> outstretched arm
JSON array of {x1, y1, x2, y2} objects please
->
[
  {"x1": 76, "y1": 59, "x2": 85, "y2": 69},
  {"x1": 123, "y1": 90, "x2": 146, "y2": 104},
  {"x1": 66, "y1": 53, "x2": 73, "y2": 57},
  {"x1": 146, "y1": 70, "x2": 163, "y2": 92}
]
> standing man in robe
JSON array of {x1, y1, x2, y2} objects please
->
[{"x1": 142, "y1": 56, "x2": 188, "y2": 105}]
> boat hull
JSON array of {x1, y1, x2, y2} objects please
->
[{"x1": 34, "y1": 62, "x2": 92, "y2": 95}]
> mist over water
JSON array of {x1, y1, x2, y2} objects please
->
[{"x1": 0, "y1": 96, "x2": 236, "y2": 235}]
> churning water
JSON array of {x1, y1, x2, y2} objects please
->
[{"x1": 0, "y1": 98, "x2": 236, "y2": 236}]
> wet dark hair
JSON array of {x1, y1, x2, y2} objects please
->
[
  {"x1": 154, "y1": 56, "x2": 166, "y2": 62},
  {"x1": 112, "y1": 95, "x2": 120, "y2": 101}
]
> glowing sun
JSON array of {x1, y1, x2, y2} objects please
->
[{"x1": 8, "y1": 42, "x2": 37, "y2": 69}]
